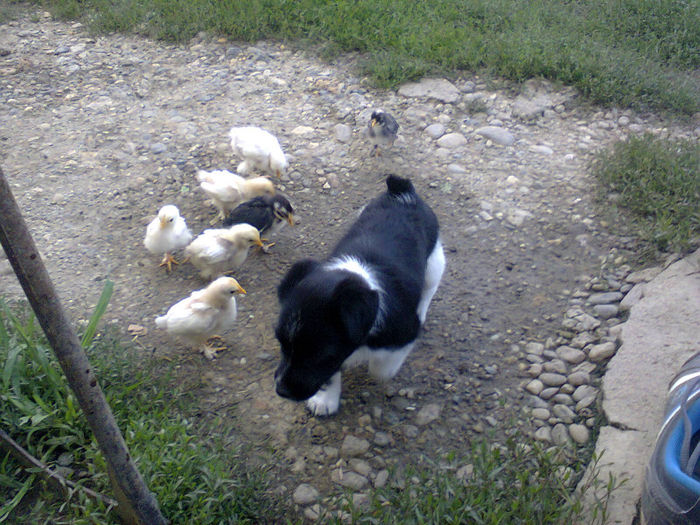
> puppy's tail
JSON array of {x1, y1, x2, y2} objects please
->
[{"x1": 385, "y1": 175, "x2": 415, "y2": 197}]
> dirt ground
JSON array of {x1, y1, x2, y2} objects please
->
[{"x1": 1, "y1": 7, "x2": 694, "y2": 514}]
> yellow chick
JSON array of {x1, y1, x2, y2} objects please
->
[
  {"x1": 144, "y1": 204, "x2": 193, "y2": 272},
  {"x1": 155, "y1": 276, "x2": 246, "y2": 359},
  {"x1": 184, "y1": 223, "x2": 264, "y2": 280},
  {"x1": 228, "y1": 126, "x2": 288, "y2": 178},
  {"x1": 197, "y1": 169, "x2": 275, "y2": 223}
]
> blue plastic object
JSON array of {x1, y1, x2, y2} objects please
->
[{"x1": 641, "y1": 353, "x2": 700, "y2": 524}]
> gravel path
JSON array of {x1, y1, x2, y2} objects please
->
[{"x1": 0, "y1": 9, "x2": 696, "y2": 519}]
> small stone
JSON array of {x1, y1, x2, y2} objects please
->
[
  {"x1": 589, "y1": 341, "x2": 616, "y2": 361},
  {"x1": 576, "y1": 395, "x2": 597, "y2": 412},
  {"x1": 475, "y1": 126, "x2": 515, "y2": 146},
  {"x1": 525, "y1": 379, "x2": 544, "y2": 395},
  {"x1": 531, "y1": 408, "x2": 551, "y2": 420},
  {"x1": 150, "y1": 143, "x2": 167, "y2": 154},
  {"x1": 543, "y1": 359, "x2": 568, "y2": 375},
  {"x1": 341, "y1": 435, "x2": 370, "y2": 457},
  {"x1": 332, "y1": 469, "x2": 368, "y2": 490},
  {"x1": 569, "y1": 424, "x2": 590, "y2": 444},
  {"x1": 552, "y1": 404, "x2": 576, "y2": 424},
  {"x1": 456, "y1": 464, "x2": 474, "y2": 482},
  {"x1": 539, "y1": 373, "x2": 567, "y2": 387},
  {"x1": 527, "y1": 363, "x2": 543, "y2": 377},
  {"x1": 403, "y1": 425, "x2": 419, "y2": 438},
  {"x1": 291, "y1": 125, "x2": 315, "y2": 135},
  {"x1": 373, "y1": 432, "x2": 391, "y2": 447},
  {"x1": 525, "y1": 342, "x2": 545, "y2": 355},
  {"x1": 534, "y1": 426, "x2": 552, "y2": 442},
  {"x1": 304, "y1": 505, "x2": 321, "y2": 520},
  {"x1": 424, "y1": 123, "x2": 446, "y2": 139},
  {"x1": 556, "y1": 346, "x2": 585, "y2": 364},
  {"x1": 529, "y1": 145, "x2": 554, "y2": 155},
  {"x1": 374, "y1": 469, "x2": 389, "y2": 488},
  {"x1": 570, "y1": 331, "x2": 597, "y2": 349},
  {"x1": 593, "y1": 304, "x2": 619, "y2": 319},
  {"x1": 334, "y1": 124, "x2": 352, "y2": 143},
  {"x1": 539, "y1": 387, "x2": 559, "y2": 400},
  {"x1": 567, "y1": 371, "x2": 590, "y2": 386},
  {"x1": 416, "y1": 403, "x2": 442, "y2": 425},
  {"x1": 349, "y1": 459, "x2": 372, "y2": 477},
  {"x1": 293, "y1": 484, "x2": 319, "y2": 505},
  {"x1": 551, "y1": 423, "x2": 571, "y2": 446},
  {"x1": 437, "y1": 132, "x2": 468, "y2": 148},
  {"x1": 573, "y1": 385, "x2": 598, "y2": 403},
  {"x1": 551, "y1": 393, "x2": 574, "y2": 405}
]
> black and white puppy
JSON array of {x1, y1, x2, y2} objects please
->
[{"x1": 274, "y1": 175, "x2": 445, "y2": 416}]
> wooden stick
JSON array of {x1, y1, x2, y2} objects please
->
[
  {"x1": 0, "y1": 167, "x2": 167, "y2": 525},
  {"x1": 0, "y1": 428, "x2": 117, "y2": 508}
]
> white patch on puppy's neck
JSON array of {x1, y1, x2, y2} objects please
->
[{"x1": 326, "y1": 256, "x2": 385, "y2": 334}]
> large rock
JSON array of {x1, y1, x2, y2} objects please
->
[
  {"x1": 603, "y1": 249, "x2": 700, "y2": 430},
  {"x1": 587, "y1": 249, "x2": 700, "y2": 524},
  {"x1": 576, "y1": 426, "x2": 647, "y2": 525},
  {"x1": 398, "y1": 78, "x2": 460, "y2": 103}
]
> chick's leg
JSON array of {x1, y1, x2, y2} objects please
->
[
  {"x1": 200, "y1": 337, "x2": 228, "y2": 360},
  {"x1": 159, "y1": 253, "x2": 179, "y2": 272}
]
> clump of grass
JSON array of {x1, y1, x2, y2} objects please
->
[
  {"x1": 30, "y1": 0, "x2": 699, "y2": 115},
  {"x1": 0, "y1": 296, "x2": 284, "y2": 523},
  {"x1": 326, "y1": 439, "x2": 619, "y2": 524},
  {"x1": 592, "y1": 134, "x2": 700, "y2": 253}
]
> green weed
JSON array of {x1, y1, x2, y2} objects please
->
[
  {"x1": 592, "y1": 134, "x2": 700, "y2": 254},
  {"x1": 0, "y1": 293, "x2": 284, "y2": 523},
  {"x1": 29, "y1": 0, "x2": 699, "y2": 115}
]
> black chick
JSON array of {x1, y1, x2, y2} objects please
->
[
  {"x1": 223, "y1": 194, "x2": 294, "y2": 250},
  {"x1": 368, "y1": 109, "x2": 399, "y2": 157}
]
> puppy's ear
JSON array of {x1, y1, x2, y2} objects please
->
[
  {"x1": 332, "y1": 277, "x2": 379, "y2": 346},
  {"x1": 278, "y1": 259, "x2": 319, "y2": 302}
]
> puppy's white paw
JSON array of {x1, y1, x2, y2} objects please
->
[
  {"x1": 306, "y1": 391, "x2": 339, "y2": 416},
  {"x1": 305, "y1": 372, "x2": 341, "y2": 416}
]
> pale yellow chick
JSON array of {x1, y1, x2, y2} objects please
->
[
  {"x1": 197, "y1": 169, "x2": 275, "y2": 223},
  {"x1": 184, "y1": 223, "x2": 264, "y2": 280},
  {"x1": 155, "y1": 276, "x2": 246, "y2": 359},
  {"x1": 144, "y1": 204, "x2": 193, "y2": 272},
  {"x1": 228, "y1": 126, "x2": 288, "y2": 178}
]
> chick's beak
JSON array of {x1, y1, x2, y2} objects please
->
[
  {"x1": 255, "y1": 238, "x2": 264, "y2": 248},
  {"x1": 159, "y1": 216, "x2": 168, "y2": 228},
  {"x1": 286, "y1": 214, "x2": 295, "y2": 226},
  {"x1": 370, "y1": 119, "x2": 378, "y2": 128},
  {"x1": 236, "y1": 283, "x2": 247, "y2": 295}
]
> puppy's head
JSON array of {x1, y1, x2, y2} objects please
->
[{"x1": 274, "y1": 259, "x2": 379, "y2": 401}]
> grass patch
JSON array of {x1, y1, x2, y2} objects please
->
[
  {"x1": 326, "y1": 440, "x2": 620, "y2": 524},
  {"x1": 592, "y1": 134, "x2": 700, "y2": 254},
  {"x1": 28, "y1": 0, "x2": 700, "y2": 115},
  {"x1": 0, "y1": 297, "x2": 285, "y2": 524}
]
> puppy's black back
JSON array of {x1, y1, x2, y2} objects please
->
[{"x1": 332, "y1": 175, "x2": 439, "y2": 348}]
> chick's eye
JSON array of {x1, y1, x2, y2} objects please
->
[{"x1": 169, "y1": 218, "x2": 174, "y2": 222}]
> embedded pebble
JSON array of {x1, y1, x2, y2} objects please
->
[
  {"x1": 539, "y1": 373, "x2": 567, "y2": 387},
  {"x1": 593, "y1": 304, "x2": 619, "y2": 319},
  {"x1": 555, "y1": 346, "x2": 584, "y2": 365},
  {"x1": 341, "y1": 435, "x2": 370, "y2": 457},
  {"x1": 588, "y1": 292, "x2": 623, "y2": 304},
  {"x1": 331, "y1": 469, "x2": 368, "y2": 490},
  {"x1": 569, "y1": 424, "x2": 590, "y2": 444},
  {"x1": 293, "y1": 483, "x2": 319, "y2": 505},
  {"x1": 415, "y1": 403, "x2": 442, "y2": 425},
  {"x1": 589, "y1": 342, "x2": 616, "y2": 361},
  {"x1": 526, "y1": 379, "x2": 544, "y2": 395}
]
